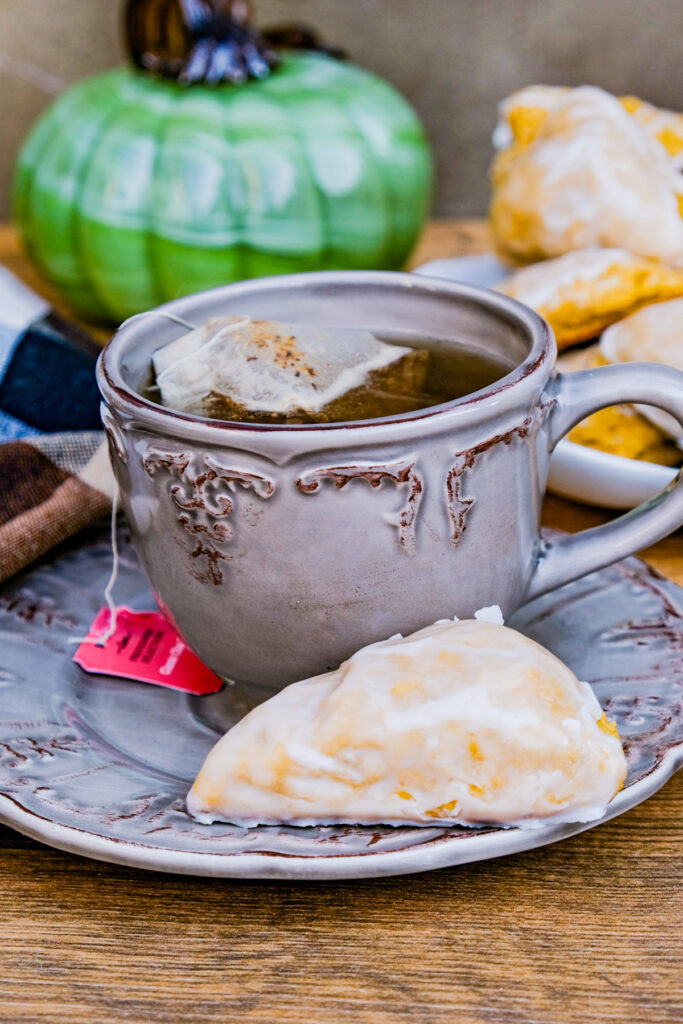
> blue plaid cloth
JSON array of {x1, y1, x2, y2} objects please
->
[
  {"x1": 0, "y1": 268, "x2": 102, "y2": 438},
  {"x1": 0, "y1": 408, "x2": 42, "y2": 442},
  {"x1": 0, "y1": 267, "x2": 112, "y2": 582}
]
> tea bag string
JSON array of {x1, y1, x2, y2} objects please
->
[
  {"x1": 119, "y1": 310, "x2": 252, "y2": 389},
  {"x1": 119, "y1": 309, "x2": 197, "y2": 332},
  {"x1": 118, "y1": 310, "x2": 199, "y2": 393},
  {"x1": 71, "y1": 310, "x2": 252, "y2": 647},
  {"x1": 68, "y1": 478, "x2": 120, "y2": 647},
  {"x1": 0, "y1": 54, "x2": 64, "y2": 96},
  {"x1": 154, "y1": 315, "x2": 251, "y2": 385},
  {"x1": 68, "y1": 311, "x2": 197, "y2": 647}
]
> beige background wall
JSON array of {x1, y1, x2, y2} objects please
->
[{"x1": 2, "y1": 0, "x2": 683, "y2": 219}]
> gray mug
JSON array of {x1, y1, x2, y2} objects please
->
[{"x1": 97, "y1": 271, "x2": 683, "y2": 694}]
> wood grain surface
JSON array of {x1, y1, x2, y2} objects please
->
[{"x1": 0, "y1": 222, "x2": 681, "y2": 1024}]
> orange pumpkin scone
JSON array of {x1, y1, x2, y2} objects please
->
[
  {"x1": 495, "y1": 85, "x2": 683, "y2": 164},
  {"x1": 188, "y1": 613, "x2": 626, "y2": 828},
  {"x1": 491, "y1": 87, "x2": 683, "y2": 268},
  {"x1": 496, "y1": 248, "x2": 683, "y2": 348}
]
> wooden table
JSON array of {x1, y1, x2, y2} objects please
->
[{"x1": 1, "y1": 223, "x2": 681, "y2": 1024}]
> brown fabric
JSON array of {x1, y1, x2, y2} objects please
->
[
  {"x1": 0, "y1": 475, "x2": 110, "y2": 582},
  {"x1": 0, "y1": 441, "x2": 69, "y2": 526},
  {"x1": 0, "y1": 433, "x2": 112, "y2": 584}
]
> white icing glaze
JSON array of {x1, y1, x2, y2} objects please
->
[
  {"x1": 473, "y1": 604, "x2": 505, "y2": 625},
  {"x1": 494, "y1": 84, "x2": 569, "y2": 149},
  {"x1": 187, "y1": 616, "x2": 627, "y2": 829},
  {"x1": 600, "y1": 295, "x2": 683, "y2": 370},
  {"x1": 497, "y1": 248, "x2": 639, "y2": 309},
  {"x1": 495, "y1": 84, "x2": 683, "y2": 168}
]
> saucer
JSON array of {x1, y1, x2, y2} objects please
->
[{"x1": 0, "y1": 525, "x2": 681, "y2": 879}]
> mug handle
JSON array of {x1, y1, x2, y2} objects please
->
[{"x1": 526, "y1": 361, "x2": 683, "y2": 602}]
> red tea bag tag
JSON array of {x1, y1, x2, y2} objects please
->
[{"x1": 73, "y1": 606, "x2": 224, "y2": 695}]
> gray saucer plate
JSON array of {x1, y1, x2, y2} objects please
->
[{"x1": 1, "y1": 525, "x2": 681, "y2": 880}]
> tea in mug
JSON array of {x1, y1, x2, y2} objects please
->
[{"x1": 148, "y1": 316, "x2": 511, "y2": 423}]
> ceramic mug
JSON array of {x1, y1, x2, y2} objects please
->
[{"x1": 98, "y1": 271, "x2": 683, "y2": 693}]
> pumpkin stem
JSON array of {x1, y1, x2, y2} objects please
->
[{"x1": 125, "y1": 0, "x2": 279, "y2": 85}]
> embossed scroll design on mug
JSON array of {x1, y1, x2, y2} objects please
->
[
  {"x1": 296, "y1": 459, "x2": 423, "y2": 554},
  {"x1": 142, "y1": 447, "x2": 275, "y2": 585},
  {"x1": 446, "y1": 403, "x2": 554, "y2": 546}
]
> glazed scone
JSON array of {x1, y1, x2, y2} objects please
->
[
  {"x1": 494, "y1": 84, "x2": 571, "y2": 150},
  {"x1": 568, "y1": 405, "x2": 682, "y2": 465},
  {"x1": 187, "y1": 612, "x2": 627, "y2": 828},
  {"x1": 557, "y1": 345, "x2": 681, "y2": 463},
  {"x1": 495, "y1": 85, "x2": 683, "y2": 167},
  {"x1": 601, "y1": 294, "x2": 683, "y2": 370},
  {"x1": 490, "y1": 86, "x2": 683, "y2": 268},
  {"x1": 496, "y1": 248, "x2": 683, "y2": 348},
  {"x1": 600, "y1": 296, "x2": 683, "y2": 439}
]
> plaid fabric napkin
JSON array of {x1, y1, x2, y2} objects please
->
[{"x1": 0, "y1": 267, "x2": 114, "y2": 584}]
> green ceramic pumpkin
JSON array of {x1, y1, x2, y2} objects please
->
[{"x1": 13, "y1": 12, "x2": 433, "y2": 323}]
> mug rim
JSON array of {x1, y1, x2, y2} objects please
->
[{"x1": 97, "y1": 270, "x2": 555, "y2": 434}]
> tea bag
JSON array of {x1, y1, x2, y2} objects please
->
[{"x1": 151, "y1": 316, "x2": 429, "y2": 423}]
